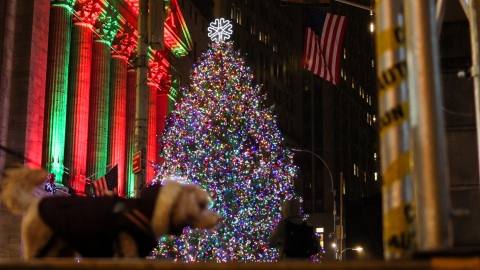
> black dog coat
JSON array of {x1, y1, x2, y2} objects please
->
[{"x1": 38, "y1": 185, "x2": 162, "y2": 257}]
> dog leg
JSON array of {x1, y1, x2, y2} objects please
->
[
  {"x1": 22, "y1": 200, "x2": 55, "y2": 259},
  {"x1": 116, "y1": 231, "x2": 139, "y2": 258}
]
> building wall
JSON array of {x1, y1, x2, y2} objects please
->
[
  {"x1": 0, "y1": 0, "x2": 50, "y2": 259},
  {"x1": 440, "y1": 2, "x2": 480, "y2": 248},
  {"x1": 176, "y1": 0, "x2": 214, "y2": 96},
  {"x1": 313, "y1": 0, "x2": 378, "y2": 260}
]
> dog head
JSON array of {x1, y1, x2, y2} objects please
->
[
  {"x1": 1, "y1": 164, "x2": 47, "y2": 214},
  {"x1": 151, "y1": 181, "x2": 219, "y2": 238}
]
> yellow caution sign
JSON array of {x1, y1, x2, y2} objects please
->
[
  {"x1": 378, "y1": 60, "x2": 407, "y2": 97},
  {"x1": 379, "y1": 101, "x2": 409, "y2": 137},
  {"x1": 384, "y1": 203, "x2": 415, "y2": 255},
  {"x1": 376, "y1": 25, "x2": 405, "y2": 59}
]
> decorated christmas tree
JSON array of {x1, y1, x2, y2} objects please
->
[{"x1": 152, "y1": 41, "x2": 297, "y2": 262}]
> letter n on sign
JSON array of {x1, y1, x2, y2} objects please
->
[{"x1": 132, "y1": 151, "x2": 141, "y2": 174}]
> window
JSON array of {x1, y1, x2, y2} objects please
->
[
  {"x1": 364, "y1": 171, "x2": 366, "y2": 182},
  {"x1": 374, "y1": 152, "x2": 377, "y2": 160},
  {"x1": 352, "y1": 77, "x2": 355, "y2": 88},
  {"x1": 259, "y1": 28, "x2": 263, "y2": 41},
  {"x1": 372, "y1": 59, "x2": 375, "y2": 67},
  {"x1": 367, "y1": 112, "x2": 369, "y2": 123},
  {"x1": 373, "y1": 115, "x2": 376, "y2": 122},
  {"x1": 287, "y1": 50, "x2": 293, "y2": 65},
  {"x1": 264, "y1": 32, "x2": 268, "y2": 45},
  {"x1": 375, "y1": 172, "x2": 378, "y2": 181},
  {"x1": 344, "y1": 48, "x2": 346, "y2": 59},
  {"x1": 273, "y1": 41, "x2": 277, "y2": 52},
  {"x1": 354, "y1": 163, "x2": 356, "y2": 175},
  {"x1": 236, "y1": 8, "x2": 241, "y2": 24},
  {"x1": 369, "y1": 97, "x2": 372, "y2": 105},
  {"x1": 341, "y1": 69, "x2": 343, "y2": 78},
  {"x1": 370, "y1": 22, "x2": 374, "y2": 33},
  {"x1": 343, "y1": 181, "x2": 346, "y2": 194},
  {"x1": 249, "y1": 20, "x2": 255, "y2": 35},
  {"x1": 359, "y1": 86, "x2": 362, "y2": 96},
  {"x1": 231, "y1": 4, "x2": 235, "y2": 20}
]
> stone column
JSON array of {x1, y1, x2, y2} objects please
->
[
  {"x1": 86, "y1": 14, "x2": 119, "y2": 195},
  {"x1": 0, "y1": 0, "x2": 16, "y2": 174},
  {"x1": 2, "y1": 0, "x2": 50, "y2": 258},
  {"x1": 42, "y1": 0, "x2": 75, "y2": 184},
  {"x1": 108, "y1": 55, "x2": 127, "y2": 196},
  {"x1": 125, "y1": 68, "x2": 136, "y2": 197},
  {"x1": 156, "y1": 93, "x2": 169, "y2": 166},
  {"x1": 64, "y1": 0, "x2": 101, "y2": 194},
  {"x1": 147, "y1": 82, "x2": 157, "y2": 182},
  {"x1": 109, "y1": 33, "x2": 136, "y2": 197}
]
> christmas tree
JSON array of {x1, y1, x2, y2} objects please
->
[{"x1": 153, "y1": 41, "x2": 297, "y2": 262}]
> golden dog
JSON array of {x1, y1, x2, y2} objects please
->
[{"x1": 1, "y1": 165, "x2": 219, "y2": 259}]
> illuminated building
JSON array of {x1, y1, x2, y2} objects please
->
[{"x1": 0, "y1": 0, "x2": 192, "y2": 256}]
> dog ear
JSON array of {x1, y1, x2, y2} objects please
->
[
  {"x1": 173, "y1": 187, "x2": 199, "y2": 225},
  {"x1": 150, "y1": 181, "x2": 183, "y2": 238}
]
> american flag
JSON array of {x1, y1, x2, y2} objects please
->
[
  {"x1": 93, "y1": 165, "x2": 118, "y2": 197},
  {"x1": 302, "y1": 8, "x2": 347, "y2": 85}
]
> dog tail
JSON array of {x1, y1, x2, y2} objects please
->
[{"x1": 1, "y1": 164, "x2": 47, "y2": 214}]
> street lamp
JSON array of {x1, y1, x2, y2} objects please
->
[
  {"x1": 340, "y1": 246, "x2": 363, "y2": 261},
  {"x1": 291, "y1": 148, "x2": 337, "y2": 259},
  {"x1": 342, "y1": 247, "x2": 363, "y2": 253}
]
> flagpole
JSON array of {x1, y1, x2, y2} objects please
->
[
  {"x1": 72, "y1": 160, "x2": 118, "y2": 188},
  {"x1": 334, "y1": 0, "x2": 374, "y2": 12}
]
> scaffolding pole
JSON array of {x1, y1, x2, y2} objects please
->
[
  {"x1": 404, "y1": 0, "x2": 452, "y2": 252},
  {"x1": 467, "y1": 0, "x2": 480, "y2": 197},
  {"x1": 375, "y1": 0, "x2": 414, "y2": 259},
  {"x1": 134, "y1": 0, "x2": 149, "y2": 197}
]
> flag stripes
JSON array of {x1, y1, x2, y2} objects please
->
[
  {"x1": 93, "y1": 165, "x2": 118, "y2": 197},
  {"x1": 302, "y1": 9, "x2": 347, "y2": 85}
]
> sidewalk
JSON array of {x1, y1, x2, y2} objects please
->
[{"x1": 0, "y1": 257, "x2": 479, "y2": 270}]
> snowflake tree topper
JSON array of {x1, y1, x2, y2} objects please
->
[{"x1": 208, "y1": 18, "x2": 233, "y2": 43}]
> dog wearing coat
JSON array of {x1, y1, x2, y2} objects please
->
[{"x1": 0, "y1": 165, "x2": 219, "y2": 259}]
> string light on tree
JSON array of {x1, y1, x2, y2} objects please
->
[
  {"x1": 207, "y1": 18, "x2": 233, "y2": 43},
  {"x1": 152, "y1": 41, "x2": 298, "y2": 262}
]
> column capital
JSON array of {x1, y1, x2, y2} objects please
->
[
  {"x1": 72, "y1": 0, "x2": 102, "y2": 26},
  {"x1": 111, "y1": 33, "x2": 137, "y2": 59},
  {"x1": 148, "y1": 52, "x2": 171, "y2": 92},
  {"x1": 94, "y1": 14, "x2": 120, "y2": 44},
  {"x1": 51, "y1": 0, "x2": 75, "y2": 8}
]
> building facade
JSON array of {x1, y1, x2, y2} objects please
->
[{"x1": 0, "y1": 0, "x2": 193, "y2": 258}]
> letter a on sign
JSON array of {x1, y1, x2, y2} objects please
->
[{"x1": 132, "y1": 151, "x2": 141, "y2": 174}]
